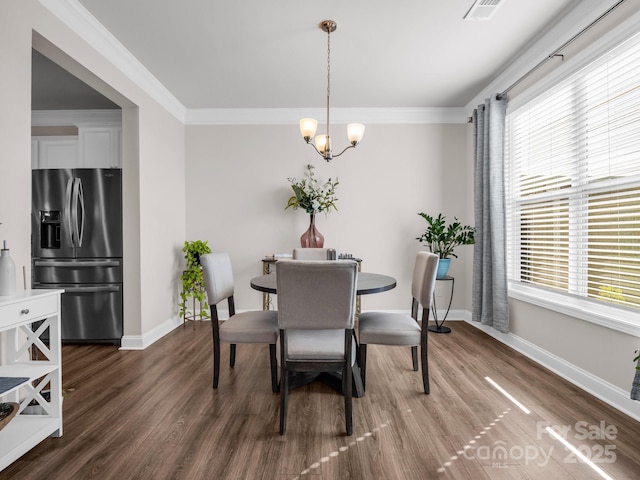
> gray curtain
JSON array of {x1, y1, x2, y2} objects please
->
[
  {"x1": 632, "y1": 353, "x2": 640, "y2": 401},
  {"x1": 472, "y1": 95, "x2": 509, "y2": 333}
]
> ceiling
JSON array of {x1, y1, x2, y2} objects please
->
[{"x1": 33, "y1": 0, "x2": 581, "y2": 111}]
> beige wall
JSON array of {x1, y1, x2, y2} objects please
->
[
  {"x1": 0, "y1": 1, "x2": 187, "y2": 342},
  {"x1": 509, "y1": 300, "x2": 639, "y2": 392},
  {"x1": 185, "y1": 123, "x2": 472, "y2": 313}
]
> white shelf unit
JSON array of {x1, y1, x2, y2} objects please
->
[{"x1": 0, "y1": 289, "x2": 64, "y2": 472}]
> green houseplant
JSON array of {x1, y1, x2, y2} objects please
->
[
  {"x1": 416, "y1": 212, "x2": 475, "y2": 278},
  {"x1": 179, "y1": 240, "x2": 212, "y2": 324}
]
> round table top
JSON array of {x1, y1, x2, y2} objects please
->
[{"x1": 250, "y1": 271, "x2": 396, "y2": 296}]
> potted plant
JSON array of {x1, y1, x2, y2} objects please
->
[
  {"x1": 416, "y1": 212, "x2": 475, "y2": 278},
  {"x1": 285, "y1": 164, "x2": 339, "y2": 247},
  {"x1": 179, "y1": 240, "x2": 212, "y2": 325}
]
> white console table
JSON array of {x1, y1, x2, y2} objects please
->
[{"x1": 0, "y1": 289, "x2": 64, "y2": 472}]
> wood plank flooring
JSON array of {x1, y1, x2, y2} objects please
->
[{"x1": 2, "y1": 320, "x2": 639, "y2": 479}]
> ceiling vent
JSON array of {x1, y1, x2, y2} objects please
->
[{"x1": 464, "y1": 0, "x2": 503, "y2": 21}]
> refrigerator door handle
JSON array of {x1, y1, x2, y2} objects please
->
[
  {"x1": 65, "y1": 177, "x2": 74, "y2": 247},
  {"x1": 33, "y1": 260, "x2": 121, "y2": 268},
  {"x1": 77, "y1": 178, "x2": 85, "y2": 247},
  {"x1": 70, "y1": 178, "x2": 79, "y2": 247},
  {"x1": 58, "y1": 285, "x2": 121, "y2": 294}
]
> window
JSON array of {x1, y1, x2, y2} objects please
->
[{"x1": 505, "y1": 32, "x2": 640, "y2": 312}]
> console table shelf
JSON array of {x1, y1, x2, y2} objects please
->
[{"x1": 0, "y1": 289, "x2": 64, "y2": 472}]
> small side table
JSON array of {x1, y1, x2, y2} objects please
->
[
  {"x1": 261, "y1": 257, "x2": 277, "y2": 310},
  {"x1": 429, "y1": 275, "x2": 454, "y2": 334}
]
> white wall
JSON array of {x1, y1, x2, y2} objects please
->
[
  {"x1": 0, "y1": 1, "x2": 187, "y2": 346},
  {"x1": 0, "y1": 2, "x2": 33, "y2": 283},
  {"x1": 185, "y1": 122, "x2": 472, "y2": 313}
]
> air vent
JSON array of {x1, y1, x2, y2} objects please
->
[{"x1": 464, "y1": 0, "x2": 503, "y2": 21}]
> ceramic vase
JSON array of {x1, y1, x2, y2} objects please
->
[
  {"x1": 0, "y1": 248, "x2": 16, "y2": 296},
  {"x1": 300, "y1": 213, "x2": 324, "y2": 248}
]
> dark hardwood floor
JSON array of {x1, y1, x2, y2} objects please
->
[{"x1": 2, "y1": 320, "x2": 639, "y2": 479}]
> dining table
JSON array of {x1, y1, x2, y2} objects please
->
[
  {"x1": 250, "y1": 270, "x2": 397, "y2": 398},
  {"x1": 250, "y1": 271, "x2": 397, "y2": 296}
]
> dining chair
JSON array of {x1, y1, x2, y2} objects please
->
[
  {"x1": 292, "y1": 247, "x2": 329, "y2": 260},
  {"x1": 357, "y1": 251, "x2": 438, "y2": 394},
  {"x1": 276, "y1": 259, "x2": 358, "y2": 435},
  {"x1": 200, "y1": 253, "x2": 279, "y2": 392}
]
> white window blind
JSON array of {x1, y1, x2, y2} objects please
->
[{"x1": 505, "y1": 31, "x2": 640, "y2": 311}]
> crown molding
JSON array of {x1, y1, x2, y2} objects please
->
[
  {"x1": 185, "y1": 107, "x2": 468, "y2": 126},
  {"x1": 32, "y1": 109, "x2": 122, "y2": 126},
  {"x1": 39, "y1": 2, "x2": 468, "y2": 127},
  {"x1": 38, "y1": 0, "x2": 186, "y2": 122}
]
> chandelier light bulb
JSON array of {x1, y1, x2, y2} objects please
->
[
  {"x1": 300, "y1": 118, "x2": 318, "y2": 142},
  {"x1": 314, "y1": 135, "x2": 330, "y2": 155},
  {"x1": 347, "y1": 123, "x2": 365, "y2": 145}
]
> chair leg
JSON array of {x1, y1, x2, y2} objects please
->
[
  {"x1": 279, "y1": 368, "x2": 288, "y2": 435},
  {"x1": 345, "y1": 363, "x2": 353, "y2": 436},
  {"x1": 212, "y1": 324, "x2": 220, "y2": 389},
  {"x1": 279, "y1": 332, "x2": 288, "y2": 435},
  {"x1": 358, "y1": 344, "x2": 367, "y2": 391},
  {"x1": 230, "y1": 344, "x2": 236, "y2": 367},
  {"x1": 411, "y1": 346, "x2": 418, "y2": 371},
  {"x1": 269, "y1": 343, "x2": 278, "y2": 393},
  {"x1": 421, "y1": 327, "x2": 429, "y2": 394}
]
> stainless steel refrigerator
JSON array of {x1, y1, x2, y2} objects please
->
[{"x1": 32, "y1": 168, "x2": 123, "y2": 345}]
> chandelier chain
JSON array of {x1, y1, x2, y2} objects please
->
[
  {"x1": 326, "y1": 26, "x2": 331, "y2": 142},
  {"x1": 327, "y1": 26, "x2": 331, "y2": 100}
]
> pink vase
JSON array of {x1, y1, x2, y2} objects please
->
[{"x1": 300, "y1": 213, "x2": 324, "y2": 248}]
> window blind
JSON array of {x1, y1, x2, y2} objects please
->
[{"x1": 505, "y1": 31, "x2": 640, "y2": 310}]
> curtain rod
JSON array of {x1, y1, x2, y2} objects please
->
[{"x1": 498, "y1": 0, "x2": 627, "y2": 99}]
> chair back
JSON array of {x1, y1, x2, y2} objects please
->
[
  {"x1": 411, "y1": 252, "x2": 439, "y2": 307},
  {"x1": 292, "y1": 248, "x2": 329, "y2": 260},
  {"x1": 276, "y1": 260, "x2": 357, "y2": 330},
  {"x1": 200, "y1": 252, "x2": 234, "y2": 306}
]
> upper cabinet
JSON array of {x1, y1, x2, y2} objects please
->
[
  {"x1": 32, "y1": 110, "x2": 122, "y2": 169},
  {"x1": 78, "y1": 126, "x2": 121, "y2": 169},
  {"x1": 31, "y1": 136, "x2": 78, "y2": 169}
]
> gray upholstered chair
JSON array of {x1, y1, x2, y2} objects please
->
[
  {"x1": 358, "y1": 251, "x2": 438, "y2": 394},
  {"x1": 292, "y1": 247, "x2": 329, "y2": 260},
  {"x1": 276, "y1": 259, "x2": 358, "y2": 435},
  {"x1": 200, "y1": 253, "x2": 279, "y2": 392}
]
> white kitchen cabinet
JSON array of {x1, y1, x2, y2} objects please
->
[
  {"x1": 32, "y1": 136, "x2": 79, "y2": 169},
  {"x1": 0, "y1": 289, "x2": 64, "y2": 472},
  {"x1": 31, "y1": 110, "x2": 122, "y2": 169},
  {"x1": 78, "y1": 126, "x2": 121, "y2": 168}
]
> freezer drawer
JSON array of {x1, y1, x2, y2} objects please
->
[
  {"x1": 33, "y1": 258, "x2": 123, "y2": 284},
  {"x1": 33, "y1": 284, "x2": 123, "y2": 345}
]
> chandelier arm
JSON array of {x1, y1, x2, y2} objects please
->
[
  {"x1": 331, "y1": 144, "x2": 357, "y2": 159},
  {"x1": 306, "y1": 141, "x2": 325, "y2": 156}
]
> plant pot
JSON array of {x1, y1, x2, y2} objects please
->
[{"x1": 436, "y1": 258, "x2": 451, "y2": 279}]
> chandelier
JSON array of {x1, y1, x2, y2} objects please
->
[{"x1": 299, "y1": 20, "x2": 365, "y2": 162}]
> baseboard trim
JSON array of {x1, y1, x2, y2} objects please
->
[
  {"x1": 120, "y1": 315, "x2": 183, "y2": 350},
  {"x1": 463, "y1": 318, "x2": 640, "y2": 423}
]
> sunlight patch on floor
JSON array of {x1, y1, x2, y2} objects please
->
[
  {"x1": 294, "y1": 422, "x2": 391, "y2": 479},
  {"x1": 435, "y1": 376, "x2": 618, "y2": 480}
]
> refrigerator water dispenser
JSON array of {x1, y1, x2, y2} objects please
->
[{"x1": 40, "y1": 210, "x2": 61, "y2": 249}]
